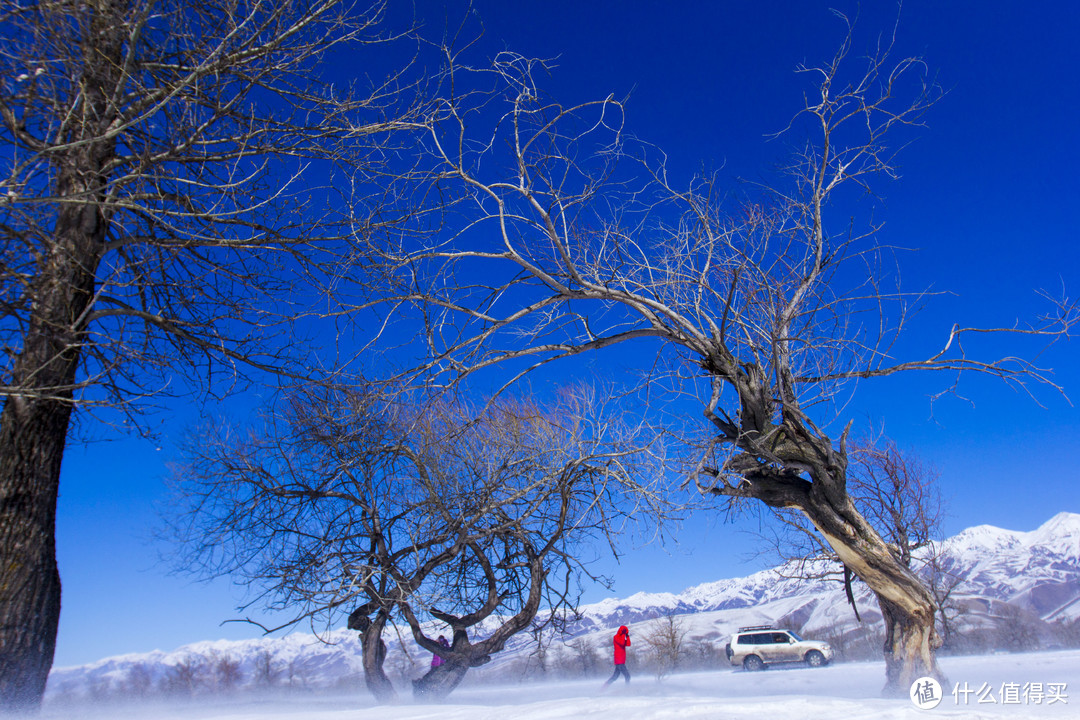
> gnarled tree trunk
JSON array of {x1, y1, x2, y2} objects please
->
[
  {"x1": 714, "y1": 398, "x2": 946, "y2": 696},
  {"x1": 798, "y1": 483, "x2": 946, "y2": 695},
  {"x1": 348, "y1": 607, "x2": 396, "y2": 702},
  {"x1": 411, "y1": 629, "x2": 489, "y2": 699}
]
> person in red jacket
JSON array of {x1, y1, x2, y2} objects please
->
[{"x1": 603, "y1": 625, "x2": 631, "y2": 686}]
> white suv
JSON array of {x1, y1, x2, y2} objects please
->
[{"x1": 725, "y1": 626, "x2": 833, "y2": 671}]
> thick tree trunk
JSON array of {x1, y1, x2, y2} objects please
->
[
  {"x1": 803, "y1": 498, "x2": 946, "y2": 696},
  {"x1": 411, "y1": 629, "x2": 493, "y2": 700},
  {"x1": 354, "y1": 613, "x2": 396, "y2": 702},
  {"x1": 0, "y1": 231, "x2": 98, "y2": 710},
  {"x1": 0, "y1": 3, "x2": 120, "y2": 710},
  {"x1": 411, "y1": 659, "x2": 471, "y2": 699},
  {"x1": 0, "y1": 239, "x2": 95, "y2": 709},
  {"x1": 880, "y1": 596, "x2": 943, "y2": 695},
  {"x1": 0, "y1": 401, "x2": 68, "y2": 711}
]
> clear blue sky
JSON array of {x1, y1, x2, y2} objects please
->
[{"x1": 54, "y1": 0, "x2": 1079, "y2": 667}]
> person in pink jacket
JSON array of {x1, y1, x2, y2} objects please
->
[
  {"x1": 430, "y1": 635, "x2": 450, "y2": 668},
  {"x1": 602, "y1": 625, "x2": 631, "y2": 686}
]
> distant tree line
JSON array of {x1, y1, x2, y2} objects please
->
[{"x1": 48, "y1": 648, "x2": 348, "y2": 706}]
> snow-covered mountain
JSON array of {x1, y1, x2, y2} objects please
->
[
  {"x1": 46, "y1": 512, "x2": 1080, "y2": 698},
  {"x1": 568, "y1": 511, "x2": 1080, "y2": 638}
]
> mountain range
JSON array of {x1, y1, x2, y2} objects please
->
[{"x1": 46, "y1": 512, "x2": 1080, "y2": 698}]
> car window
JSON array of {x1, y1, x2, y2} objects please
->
[
  {"x1": 772, "y1": 633, "x2": 790, "y2": 643},
  {"x1": 788, "y1": 631, "x2": 804, "y2": 641}
]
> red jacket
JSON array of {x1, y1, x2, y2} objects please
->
[{"x1": 613, "y1": 626, "x2": 630, "y2": 665}]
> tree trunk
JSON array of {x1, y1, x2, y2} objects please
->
[
  {"x1": 802, "y1": 497, "x2": 946, "y2": 696},
  {"x1": 880, "y1": 596, "x2": 943, "y2": 695},
  {"x1": 356, "y1": 613, "x2": 396, "y2": 702},
  {"x1": 0, "y1": 221, "x2": 100, "y2": 710},
  {"x1": 411, "y1": 629, "x2": 492, "y2": 700},
  {"x1": 0, "y1": 3, "x2": 120, "y2": 709},
  {"x1": 411, "y1": 659, "x2": 471, "y2": 699},
  {"x1": 0, "y1": 401, "x2": 68, "y2": 711}
]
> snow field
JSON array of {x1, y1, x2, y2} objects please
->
[{"x1": 42, "y1": 649, "x2": 1079, "y2": 720}]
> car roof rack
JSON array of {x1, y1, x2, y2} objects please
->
[{"x1": 737, "y1": 625, "x2": 776, "y2": 632}]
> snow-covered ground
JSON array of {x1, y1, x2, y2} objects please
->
[{"x1": 43, "y1": 649, "x2": 1077, "y2": 720}]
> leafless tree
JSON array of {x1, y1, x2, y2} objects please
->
[
  {"x1": 684, "y1": 636, "x2": 724, "y2": 669},
  {"x1": 358, "y1": 20, "x2": 1076, "y2": 695},
  {"x1": 567, "y1": 636, "x2": 601, "y2": 675},
  {"x1": 252, "y1": 649, "x2": 279, "y2": 688},
  {"x1": 161, "y1": 654, "x2": 205, "y2": 697},
  {"x1": 642, "y1": 613, "x2": 689, "y2": 680},
  {"x1": 284, "y1": 657, "x2": 310, "y2": 690},
  {"x1": 207, "y1": 650, "x2": 243, "y2": 693},
  {"x1": 122, "y1": 662, "x2": 155, "y2": 699},
  {"x1": 994, "y1": 604, "x2": 1042, "y2": 652},
  {"x1": 759, "y1": 436, "x2": 969, "y2": 680},
  {"x1": 763, "y1": 437, "x2": 952, "y2": 625},
  {"x1": 0, "y1": 0, "x2": 424, "y2": 709},
  {"x1": 924, "y1": 548, "x2": 965, "y2": 650},
  {"x1": 169, "y1": 382, "x2": 664, "y2": 701},
  {"x1": 1053, "y1": 617, "x2": 1080, "y2": 649}
]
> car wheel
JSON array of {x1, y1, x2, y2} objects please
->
[
  {"x1": 743, "y1": 654, "x2": 764, "y2": 672},
  {"x1": 805, "y1": 650, "x2": 826, "y2": 668}
]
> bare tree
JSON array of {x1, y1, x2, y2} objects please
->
[
  {"x1": 0, "y1": 0, "x2": 423, "y2": 709},
  {"x1": 994, "y1": 604, "x2": 1042, "y2": 652},
  {"x1": 207, "y1": 651, "x2": 243, "y2": 694},
  {"x1": 162, "y1": 654, "x2": 205, "y2": 698},
  {"x1": 763, "y1": 438, "x2": 953, "y2": 636},
  {"x1": 924, "y1": 548, "x2": 965, "y2": 650},
  {"x1": 567, "y1": 636, "x2": 601, "y2": 675},
  {"x1": 1053, "y1": 617, "x2": 1080, "y2": 649},
  {"x1": 284, "y1": 657, "x2": 310, "y2": 690},
  {"x1": 359, "y1": 20, "x2": 1076, "y2": 695},
  {"x1": 123, "y1": 662, "x2": 155, "y2": 699},
  {"x1": 252, "y1": 649, "x2": 279, "y2": 688},
  {"x1": 642, "y1": 614, "x2": 689, "y2": 680},
  {"x1": 169, "y1": 382, "x2": 663, "y2": 701},
  {"x1": 684, "y1": 636, "x2": 724, "y2": 669}
]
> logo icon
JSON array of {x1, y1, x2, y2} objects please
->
[{"x1": 910, "y1": 676, "x2": 943, "y2": 710}]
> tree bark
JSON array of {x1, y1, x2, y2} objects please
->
[
  {"x1": 0, "y1": 2, "x2": 119, "y2": 705},
  {"x1": 717, "y1": 380, "x2": 947, "y2": 696},
  {"x1": 880, "y1": 596, "x2": 943, "y2": 695},
  {"x1": 411, "y1": 660, "x2": 472, "y2": 699},
  {"x1": 0, "y1": 206, "x2": 104, "y2": 710},
  {"x1": 0, "y1": 401, "x2": 68, "y2": 711},
  {"x1": 799, "y1": 494, "x2": 946, "y2": 696},
  {"x1": 349, "y1": 608, "x2": 397, "y2": 702},
  {"x1": 411, "y1": 628, "x2": 491, "y2": 700}
]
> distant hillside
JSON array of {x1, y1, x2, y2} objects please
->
[{"x1": 46, "y1": 512, "x2": 1080, "y2": 700}]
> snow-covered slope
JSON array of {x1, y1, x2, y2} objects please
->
[
  {"x1": 46, "y1": 513, "x2": 1080, "y2": 697},
  {"x1": 935, "y1": 512, "x2": 1080, "y2": 620}
]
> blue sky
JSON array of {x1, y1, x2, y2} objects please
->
[{"x1": 53, "y1": 1, "x2": 1079, "y2": 667}]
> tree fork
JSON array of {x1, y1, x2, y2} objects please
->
[{"x1": 411, "y1": 629, "x2": 489, "y2": 700}]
